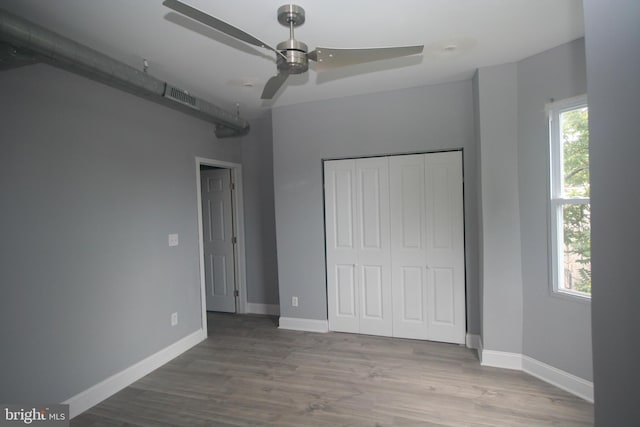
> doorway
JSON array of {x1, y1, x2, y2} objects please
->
[{"x1": 195, "y1": 157, "x2": 247, "y2": 333}]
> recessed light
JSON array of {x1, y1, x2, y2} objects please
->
[
  {"x1": 226, "y1": 78, "x2": 260, "y2": 88},
  {"x1": 427, "y1": 37, "x2": 476, "y2": 57}
]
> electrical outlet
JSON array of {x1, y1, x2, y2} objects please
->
[
  {"x1": 291, "y1": 296, "x2": 299, "y2": 307},
  {"x1": 168, "y1": 233, "x2": 179, "y2": 247},
  {"x1": 171, "y1": 312, "x2": 178, "y2": 326}
]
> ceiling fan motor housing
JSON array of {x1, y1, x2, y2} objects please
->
[{"x1": 276, "y1": 39, "x2": 308, "y2": 74}]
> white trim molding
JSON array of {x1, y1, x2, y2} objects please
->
[
  {"x1": 64, "y1": 329, "x2": 206, "y2": 419},
  {"x1": 246, "y1": 303, "x2": 280, "y2": 316},
  {"x1": 481, "y1": 349, "x2": 523, "y2": 370},
  {"x1": 279, "y1": 317, "x2": 329, "y2": 333},
  {"x1": 480, "y1": 348, "x2": 593, "y2": 402},
  {"x1": 522, "y1": 356, "x2": 594, "y2": 403},
  {"x1": 465, "y1": 333, "x2": 481, "y2": 350}
]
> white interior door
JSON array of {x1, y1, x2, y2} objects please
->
[
  {"x1": 324, "y1": 159, "x2": 359, "y2": 333},
  {"x1": 424, "y1": 152, "x2": 465, "y2": 344},
  {"x1": 325, "y1": 152, "x2": 465, "y2": 344},
  {"x1": 325, "y1": 158, "x2": 392, "y2": 336},
  {"x1": 390, "y1": 154, "x2": 429, "y2": 340},
  {"x1": 201, "y1": 168, "x2": 236, "y2": 313},
  {"x1": 390, "y1": 152, "x2": 465, "y2": 344},
  {"x1": 355, "y1": 157, "x2": 392, "y2": 336}
]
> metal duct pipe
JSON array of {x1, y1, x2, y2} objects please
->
[{"x1": 0, "y1": 8, "x2": 249, "y2": 137}]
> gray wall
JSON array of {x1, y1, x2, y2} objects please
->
[
  {"x1": 0, "y1": 64, "x2": 242, "y2": 402},
  {"x1": 474, "y1": 40, "x2": 593, "y2": 380},
  {"x1": 241, "y1": 114, "x2": 279, "y2": 305},
  {"x1": 475, "y1": 63, "x2": 524, "y2": 354},
  {"x1": 472, "y1": 72, "x2": 484, "y2": 341},
  {"x1": 272, "y1": 80, "x2": 479, "y2": 334},
  {"x1": 584, "y1": 0, "x2": 640, "y2": 424},
  {"x1": 517, "y1": 39, "x2": 592, "y2": 381}
]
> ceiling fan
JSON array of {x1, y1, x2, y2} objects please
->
[{"x1": 163, "y1": 1, "x2": 424, "y2": 99}]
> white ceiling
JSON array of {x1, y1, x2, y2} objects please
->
[{"x1": 2, "y1": 0, "x2": 584, "y2": 119}]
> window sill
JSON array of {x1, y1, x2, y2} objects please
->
[{"x1": 551, "y1": 289, "x2": 592, "y2": 304}]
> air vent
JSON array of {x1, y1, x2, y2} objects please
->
[{"x1": 164, "y1": 84, "x2": 199, "y2": 109}]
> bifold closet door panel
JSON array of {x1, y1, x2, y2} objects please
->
[
  {"x1": 324, "y1": 159, "x2": 359, "y2": 333},
  {"x1": 389, "y1": 154, "x2": 429, "y2": 340},
  {"x1": 424, "y1": 152, "x2": 466, "y2": 344},
  {"x1": 324, "y1": 157, "x2": 392, "y2": 336},
  {"x1": 355, "y1": 157, "x2": 392, "y2": 337}
]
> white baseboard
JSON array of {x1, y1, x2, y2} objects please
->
[
  {"x1": 476, "y1": 336, "x2": 484, "y2": 361},
  {"x1": 278, "y1": 317, "x2": 329, "y2": 333},
  {"x1": 481, "y1": 349, "x2": 523, "y2": 370},
  {"x1": 522, "y1": 355, "x2": 594, "y2": 403},
  {"x1": 246, "y1": 303, "x2": 280, "y2": 316},
  {"x1": 480, "y1": 347, "x2": 593, "y2": 402},
  {"x1": 64, "y1": 329, "x2": 206, "y2": 419},
  {"x1": 465, "y1": 333, "x2": 481, "y2": 350}
]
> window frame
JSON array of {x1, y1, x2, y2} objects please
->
[{"x1": 547, "y1": 94, "x2": 591, "y2": 301}]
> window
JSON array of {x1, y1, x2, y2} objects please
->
[{"x1": 548, "y1": 95, "x2": 590, "y2": 299}]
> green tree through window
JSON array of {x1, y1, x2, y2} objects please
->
[{"x1": 561, "y1": 107, "x2": 590, "y2": 293}]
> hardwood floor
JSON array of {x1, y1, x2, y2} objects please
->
[{"x1": 72, "y1": 313, "x2": 593, "y2": 426}]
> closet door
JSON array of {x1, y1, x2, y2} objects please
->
[
  {"x1": 424, "y1": 152, "x2": 465, "y2": 344},
  {"x1": 325, "y1": 159, "x2": 359, "y2": 333},
  {"x1": 390, "y1": 152, "x2": 465, "y2": 344},
  {"x1": 325, "y1": 158, "x2": 392, "y2": 336},
  {"x1": 326, "y1": 152, "x2": 465, "y2": 344},
  {"x1": 355, "y1": 157, "x2": 392, "y2": 336},
  {"x1": 390, "y1": 154, "x2": 429, "y2": 339}
]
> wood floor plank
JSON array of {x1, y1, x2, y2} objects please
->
[{"x1": 71, "y1": 313, "x2": 593, "y2": 426}]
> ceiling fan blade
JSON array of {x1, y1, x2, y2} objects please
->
[
  {"x1": 261, "y1": 73, "x2": 289, "y2": 99},
  {"x1": 163, "y1": 0, "x2": 285, "y2": 59},
  {"x1": 308, "y1": 45, "x2": 424, "y2": 71}
]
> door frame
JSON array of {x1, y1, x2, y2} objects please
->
[{"x1": 195, "y1": 157, "x2": 247, "y2": 332}]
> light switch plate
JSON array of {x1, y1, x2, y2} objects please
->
[{"x1": 168, "y1": 233, "x2": 179, "y2": 247}]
